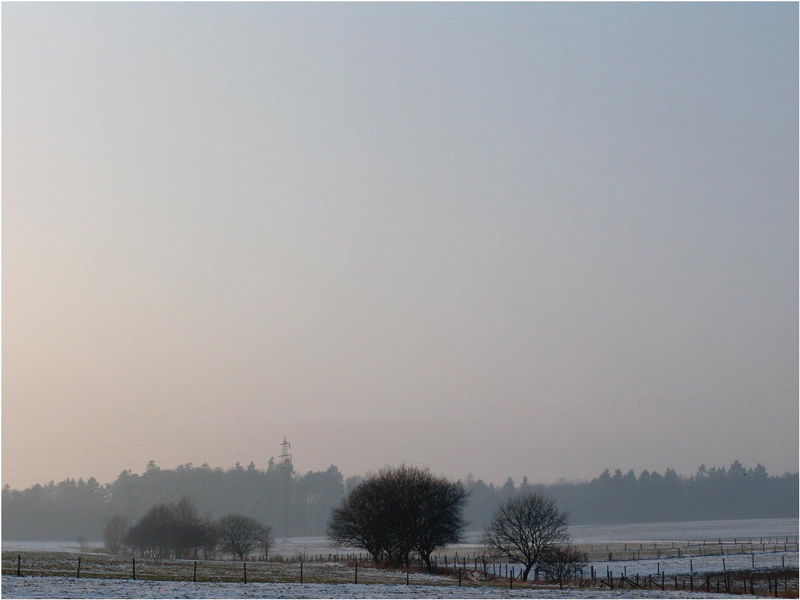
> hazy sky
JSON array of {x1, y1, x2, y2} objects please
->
[{"x1": 3, "y1": 2, "x2": 797, "y2": 489}]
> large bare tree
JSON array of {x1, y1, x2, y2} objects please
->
[
  {"x1": 327, "y1": 465, "x2": 467, "y2": 569},
  {"x1": 216, "y1": 514, "x2": 270, "y2": 560},
  {"x1": 103, "y1": 514, "x2": 130, "y2": 555},
  {"x1": 482, "y1": 492, "x2": 569, "y2": 581}
]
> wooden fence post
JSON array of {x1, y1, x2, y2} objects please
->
[
  {"x1": 300, "y1": 561, "x2": 303, "y2": 584},
  {"x1": 193, "y1": 561, "x2": 196, "y2": 583},
  {"x1": 17, "y1": 555, "x2": 20, "y2": 577},
  {"x1": 133, "y1": 558, "x2": 136, "y2": 581},
  {"x1": 243, "y1": 562, "x2": 247, "y2": 584},
  {"x1": 76, "y1": 557, "x2": 81, "y2": 578},
  {"x1": 458, "y1": 568, "x2": 462, "y2": 586},
  {"x1": 354, "y1": 556, "x2": 358, "y2": 584}
]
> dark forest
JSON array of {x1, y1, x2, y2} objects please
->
[{"x1": 3, "y1": 460, "x2": 796, "y2": 541}]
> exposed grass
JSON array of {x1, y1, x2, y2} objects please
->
[{"x1": 4, "y1": 550, "x2": 798, "y2": 597}]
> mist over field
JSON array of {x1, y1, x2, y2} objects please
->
[{"x1": 3, "y1": 458, "x2": 796, "y2": 542}]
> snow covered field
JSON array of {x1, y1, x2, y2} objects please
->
[
  {"x1": 6, "y1": 518, "x2": 794, "y2": 556},
  {"x1": 0, "y1": 575, "x2": 755, "y2": 598},
  {"x1": 453, "y1": 518, "x2": 800, "y2": 547},
  {"x1": 1, "y1": 541, "x2": 103, "y2": 554},
  {"x1": 585, "y1": 550, "x2": 798, "y2": 578},
  {"x1": 4, "y1": 518, "x2": 796, "y2": 557},
  {"x1": 567, "y1": 519, "x2": 798, "y2": 545},
  {"x1": 2, "y1": 519, "x2": 796, "y2": 597}
]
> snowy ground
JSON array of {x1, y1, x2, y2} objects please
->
[
  {"x1": 4, "y1": 518, "x2": 796, "y2": 557},
  {"x1": 0, "y1": 575, "x2": 756, "y2": 598},
  {"x1": 585, "y1": 550, "x2": 798, "y2": 578},
  {"x1": 6, "y1": 518, "x2": 795, "y2": 556},
  {"x1": 480, "y1": 550, "x2": 798, "y2": 582},
  {"x1": 1, "y1": 541, "x2": 103, "y2": 554}
]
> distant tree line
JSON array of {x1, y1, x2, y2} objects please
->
[
  {"x1": 463, "y1": 461, "x2": 798, "y2": 530},
  {"x1": 2, "y1": 459, "x2": 343, "y2": 542},
  {"x1": 2, "y1": 459, "x2": 796, "y2": 541}
]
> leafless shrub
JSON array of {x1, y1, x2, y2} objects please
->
[{"x1": 538, "y1": 544, "x2": 587, "y2": 581}]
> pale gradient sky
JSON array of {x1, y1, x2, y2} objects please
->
[{"x1": 3, "y1": 2, "x2": 798, "y2": 489}]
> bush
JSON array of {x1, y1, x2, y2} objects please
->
[
  {"x1": 123, "y1": 497, "x2": 211, "y2": 559},
  {"x1": 327, "y1": 465, "x2": 467, "y2": 569},
  {"x1": 538, "y1": 545, "x2": 586, "y2": 581}
]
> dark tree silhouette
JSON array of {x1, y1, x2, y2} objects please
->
[
  {"x1": 327, "y1": 474, "x2": 388, "y2": 564},
  {"x1": 482, "y1": 492, "x2": 569, "y2": 582},
  {"x1": 102, "y1": 514, "x2": 129, "y2": 555},
  {"x1": 327, "y1": 465, "x2": 467, "y2": 570},
  {"x1": 216, "y1": 514, "x2": 270, "y2": 560},
  {"x1": 123, "y1": 498, "x2": 212, "y2": 559}
]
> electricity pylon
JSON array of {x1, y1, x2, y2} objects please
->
[{"x1": 279, "y1": 437, "x2": 292, "y2": 540}]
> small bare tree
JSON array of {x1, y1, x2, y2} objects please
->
[
  {"x1": 77, "y1": 534, "x2": 91, "y2": 553},
  {"x1": 202, "y1": 522, "x2": 219, "y2": 560},
  {"x1": 482, "y1": 492, "x2": 569, "y2": 582},
  {"x1": 103, "y1": 514, "x2": 130, "y2": 555},
  {"x1": 260, "y1": 525, "x2": 274, "y2": 561},
  {"x1": 538, "y1": 544, "x2": 586, "y2": 582},
  {"x1": 216, "y1": 514, "x2": 268, "y2": 560}
]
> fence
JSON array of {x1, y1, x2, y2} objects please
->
[{"x1": 3, "y1": 549, "x2": 798, "y2": 597}]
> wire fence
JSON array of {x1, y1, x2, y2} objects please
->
[{"x1": 3, "y1": 549, "x2": 799, "y2": 597}]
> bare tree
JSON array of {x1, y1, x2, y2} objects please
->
[
  {"x1": 412, "y1": 472, "x2": 468, "y2": 570},
  {"x1": 124, "y1": 503, "x2": 179, "y2": 559},
  {"x1": 538, "y1": 545, "x2": 586, "y2": 582},
  {"x1": 216, "y1": 514, "x2": 268, "y2": 560},
  {"x1": 260, "y1": 526, "x2": 274, "y2": 561},
  {"x1": 327, "y1": 474, "x2": 388, "y2": 564},
  {"x1": 77, "y1": 533, "x2": 91, "y2": 553},
  {"x1": 103, "y1": 514, "x2": 130, "y2": 555},
  {"x1": 174, "y1": 496, "x2": 208, "y2": 559},
  {"x1": 202, "y1": 522, "x2": 219, "y2": 560},
  {"x1": 327, "y1": 465, "x2": 467, "y2": 569},
  {"x1": 482, "y1": 492, "x2": 569, "y2": 581}
]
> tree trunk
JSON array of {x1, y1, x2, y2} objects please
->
[{"x1": 523, "y1": 563, "x2": 534, "y2": 582}]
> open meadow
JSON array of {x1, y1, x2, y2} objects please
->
[{"x1": 3, "y1": 519, "x2": 798, "y2": 597}]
